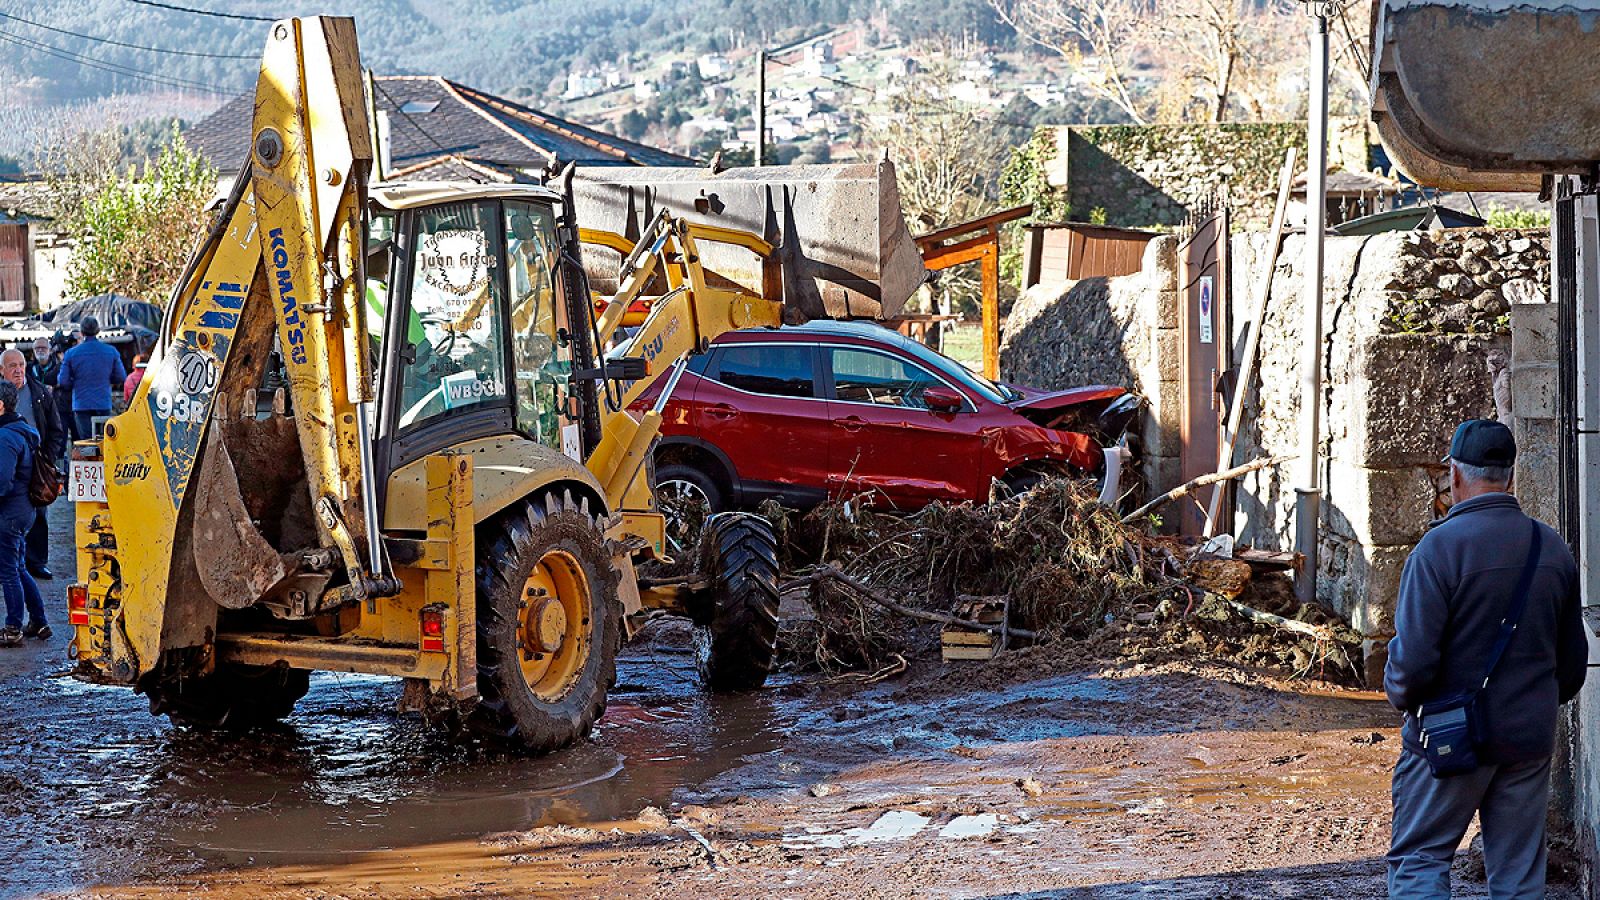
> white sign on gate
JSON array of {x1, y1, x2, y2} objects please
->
[{"x1": 1198, "y1": 275, "x2": 1215, "y2": 345}]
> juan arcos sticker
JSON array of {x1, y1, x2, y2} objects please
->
[{"x1": 419, "y1": 229, "x2": 497, "y2": 297}]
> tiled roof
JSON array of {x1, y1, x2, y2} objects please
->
[
  {"x1": 388, "y1": 155, "x2": 531, "y2": 184},
  {"x1": 186, "y1": 75, "x2": 692, "y2": 175},
  {"x1": 0, "y1": 177, "x2": 57, "y2": 223},
  {"x1": 1292, "y1": 168, "x2": 1402, "y2": 196}
]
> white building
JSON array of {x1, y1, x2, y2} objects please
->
[
  {"x1": 563, "y1": 71, "x2": 605, "y2": 99},
  {"x1": 697, "y1": 53, "x2": 731, "y2": 80}
]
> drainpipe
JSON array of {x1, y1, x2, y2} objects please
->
[{"x1": 1295, "y1": 5, "x2": 1331, "y2": 607}]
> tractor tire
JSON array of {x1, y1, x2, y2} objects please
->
[
  {"x1": 471, "y1": 491, "x2": 621, "y2": 754},
  {"x1": 145, "y1": 662, "x2": 310, "y2": 730},
  {"x1": 694, "y1": 513, "x2": 781, "y2": 692}
]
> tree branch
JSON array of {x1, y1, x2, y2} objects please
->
[
  {"x1": 787, "y1": 565, "x2": 1039, "y2": 641},
  {"x1": 1121, "y1": 454, "x2": 1295, "y2": 525}
]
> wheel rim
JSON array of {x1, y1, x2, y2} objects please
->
[
  {"x1": 657, "y1": 479, "x2": 711, "y2": 553},
  {"x1": 517, "y1": 549, "x2": 592, "y2": 702}
]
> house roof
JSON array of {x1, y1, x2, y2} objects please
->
[
  {"x1": 1332, "y1": 203, "x2": 1487, "y2": 236},
  {"x1": 1292, "y1": 168, "x2": 1402, "y2": 197},
  {"x1": 186, "y1": 74, "x2": 692, "y2": 175},
  {"x1": 0, "y1": 177, "x2": 56, "y2": 223}
]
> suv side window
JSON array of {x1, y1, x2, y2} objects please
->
[
  {"x1": 829, "y1": 347, "x2": 954, "y2": 409},
  {"x1": 714, "y1": 344, "x2": 816, "y2": 398}
]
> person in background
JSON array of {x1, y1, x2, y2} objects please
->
[
  {"x1": 0, "y1": 380, "x2": 47, "y2": 646},
  {"x1": 0, "y1": 349, "x2": 61, "y2": 581},
  {"x1": 56, "y1": 317, "x2": 126, "y2": 440},
  {"x1": 28, "y1": 338, "x2": 58, "y2": 387},
  {"x1": 124, "y1": 354, "x2": 147, "y2": 405},
  {"x1": 44, "y1": 332, "x2": 74, "y2": 452}
]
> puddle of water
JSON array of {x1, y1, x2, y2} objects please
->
[
  {"x1": 939, "y1": 813, "x2": 999, "y2": 839},
  {"x1": 785, "y1": 809, "x2": 932, "y2": 848},
  {"x1": 3, "y1": 568, "x2": 797, "y2": 896}
]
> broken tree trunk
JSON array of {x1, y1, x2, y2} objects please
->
[
  {"x1": 788, "y1": 566, "x2": 1039, "y2": 641},
  {"x1": 1226, "y1": 599, "x2": 1335, "y2": 641},
  {"x1": 1122, "y1": 455, "x2": 1295, "y2": 525}
]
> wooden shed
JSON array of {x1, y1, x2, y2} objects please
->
[
  {"x1": 1022, "y1": 223, "x2": 1158, "y2": 289},
  {"x1": 0, "y1": 222, "x2": 29, "y2": 315}
]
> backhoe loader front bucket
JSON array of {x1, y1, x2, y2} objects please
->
[
  {"x1": 1372, "y1": 0, "x2": 1600, "y2": 190},
  {"x1": 570, "y1": 160, "x2": 924, "y2": 322}
]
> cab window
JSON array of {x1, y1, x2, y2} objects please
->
[
  {"x1": 503, "y1": 200, "x2": 570, "y2": 450},
  {"x1": 396, "y1": 200, "x2": 510, "y2": 429},
  {"x1": 829, "y1": 347, "x2": 951, "y2": 409},
  {"x1": 714, "y1": 344, "x2": 816, "y2": 398}
]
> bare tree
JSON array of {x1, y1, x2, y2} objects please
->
[
  {"x1": 1158, "y1": 0, "x2": 1298, "y2": 123},
  {"x1": 865, "y1": 68, "x2": 1000, "y2": 233},
  {"x1": 992, "y1": 0, "x2": 1302, "y2": 124},
  {"x1": 990, "y1": 0, "x2": 1155, "y2": 125},
  {"x1": 864, "y1": 60, "x2": 1002, "y2": 316},
  {"x1": 1328, "y1": 0, "x2": 1376, "y2": 114}
]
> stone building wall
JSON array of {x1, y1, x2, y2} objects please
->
[
  {"x1": 1001, "y1": 227, "x2": 1547, "y2": 680},
  {"x1": 1001, "y1": 119, "x2": 1370, "y2": 229}
]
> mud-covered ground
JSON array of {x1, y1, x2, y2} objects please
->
[{"x1": 3, "y1": 503, "x2": 1577, "y2": 899}]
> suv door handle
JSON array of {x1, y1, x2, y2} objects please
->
[
  {"x1": 837, "y1": 415, "x2": 865, "y2": 433},
  {"x1": 705, "y1": 403, "x2": 740, "y2": 419}
]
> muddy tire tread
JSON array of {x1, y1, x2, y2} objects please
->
[
  {"x1": 470, "y1": 492, "x2": 620, "y2": 754},
  {"x1": 145, "y1": 663, "x2": 310, "y2": 729},
  {"x1": 698, "y1": 514, "x2": 781, "y2": 692}
]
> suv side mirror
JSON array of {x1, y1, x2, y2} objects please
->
[{"x1": 923, "y1": 386, "x2": 964, "y2": 413}]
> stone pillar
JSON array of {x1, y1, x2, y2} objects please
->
[
  {"x1": 1510, "y1": 299, "x2": 1559, "y2": 519},
  {"x1": 1137, "y1": 235, "x2": 1183, "y2": 500}
]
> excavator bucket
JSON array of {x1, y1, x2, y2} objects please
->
[
  {"x1": 570, "y1": 160, "x2": 924, "y2": 322},
  {"x1": 1371, "y1": 0, "x2": 1600, "y2": 190}
]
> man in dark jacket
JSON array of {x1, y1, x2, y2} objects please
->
[
  {"x1": 1386, "y1": 419, "x2": 1587, "y2": 899},
  {"x1": 57, "y1": 316, "x2": 126, "y2": 440},
  {"x1": 2, "y1": 348, "x2": 62, "y2": 579},
  {"x1": 0, "y1": 380, "x2": 46, "y2": 646},
  {"x1": 28, "y1": 338, "x2": 58, "y2": 388}
]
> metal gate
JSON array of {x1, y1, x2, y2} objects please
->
[
  {"x1": 1175, "y1": 200, "x2": 1231, "y2": 536},
  {"x1": 0, "y1": 223, "x2": 30, "y2": 315}
]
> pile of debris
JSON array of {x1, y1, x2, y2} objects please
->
[{"x1": 762, "y1": 478, "x2": 1365, "y2": 687}]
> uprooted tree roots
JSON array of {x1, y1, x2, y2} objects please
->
[{"x1": 754, "y1": 479, "x2": 1366, "y2": 687}]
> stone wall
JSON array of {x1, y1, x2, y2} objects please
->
[
  {"x1": 1001, "y1": 226, "x2": 1547, "y2": 680},
  {"x1": 1229, "y1": 230, "x2": 1529, "y2": 676},
  {"x1": 1001, "y1": 119, "x2": 1370, "y2": 229}
]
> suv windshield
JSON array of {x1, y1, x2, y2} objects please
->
[{"x1": 892, "y1": 335, "x2": 1020, "y2": 404}]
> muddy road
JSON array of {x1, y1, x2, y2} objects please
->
[{"x1": 2, "y1": 503, "x2": 1575, "y2": 898}]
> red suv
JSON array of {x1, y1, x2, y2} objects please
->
[{"x1": 638, "y1": 321, "x2": 1139, "y2": 521}]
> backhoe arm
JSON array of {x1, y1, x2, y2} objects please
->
[
  {"x1": 250, "y1": 16, "x2": 389, "y2": 599},
  {"x1": 78, "y1": 16, "x2": 389, "y2": 681},
  {"x1": 581, "y1": 215, "x2": 782, "y2": 541}
]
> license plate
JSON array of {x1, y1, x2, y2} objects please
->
[{"x1": 68, "y1": 460, "x2": 107, "y2": 503}]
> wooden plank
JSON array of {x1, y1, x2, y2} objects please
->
[
  {"x1": 0, "y1": 223, "x2": 28, "y2": 312},
  {"x1": 922, "y1": 233, "x2": 993, "y2": 269},
  {"x1": 1202, "y1": 149, "x2": 1298, "y2": 537},
  {"x1": 1236, "y1": 548, "x2": 1300, "y2": 571},
  {"x1": 914, "y1": 204, "x2": 1032, "y2": 248}
]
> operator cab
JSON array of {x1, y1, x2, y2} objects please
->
[{"x1": 365, "y1": 183, "x2": 599, "y2": 480}]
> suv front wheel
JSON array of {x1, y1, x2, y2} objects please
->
[{"x1": 655, "y1": 463, "x2": 724, "y2": 554}]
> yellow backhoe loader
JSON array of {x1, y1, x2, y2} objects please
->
[{"x1": 66, "y1": 16, "x2": 919, "y2": 752}]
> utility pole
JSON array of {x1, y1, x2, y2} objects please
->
[
  {"x1": 756, "y1": 48, "x2": 767, "y2": 167},
  {"x1": 1296, "y1": 2, "x2": 1332, "y2": 606}
]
